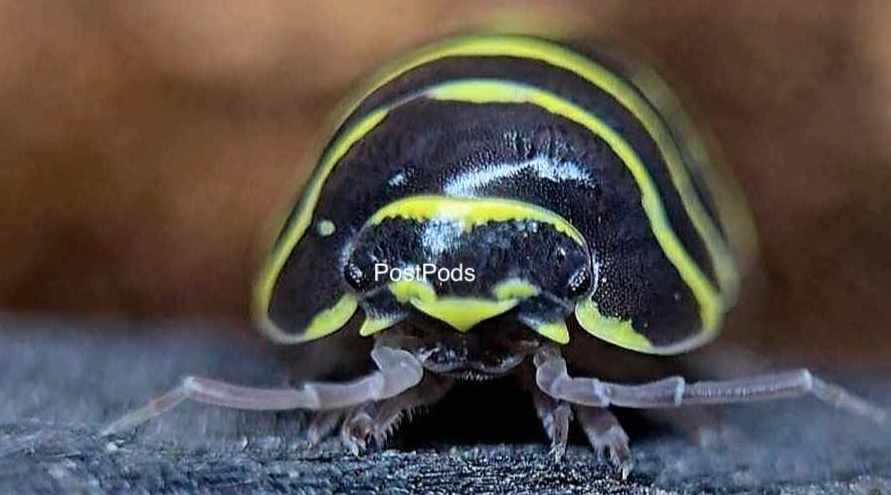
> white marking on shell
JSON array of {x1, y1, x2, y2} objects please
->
[
  {"x1": 421, "y1": 220, "x2": 463, "y2": 257},
  {"x1": 388, "y1": 170, "x2": 408, "y2": 187},
  {"x1": 443, "y1": 156, "x2": 594, "y2": 197}
]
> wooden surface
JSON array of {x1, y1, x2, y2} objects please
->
[{"x1": 1, "y1": 315, "x2": 889, "y2": 494}]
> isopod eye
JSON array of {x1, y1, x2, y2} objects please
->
[
  {"x1": 344, "y1": 262, "x2": 371, "y2": 292},
  {"x1": 566, "y1": 267, "x2": 593, "y2": 299}
]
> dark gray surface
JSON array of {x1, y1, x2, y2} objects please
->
[{"x1": 0, "y1": 314, "x2": 889, "y2": 494}]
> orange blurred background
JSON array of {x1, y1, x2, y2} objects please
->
[{"x1": 2, "y1": 1, "x2": 890, "y2": 369}]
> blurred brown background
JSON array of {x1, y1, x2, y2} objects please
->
[{"x1": 1, "y1": 1, "x2": 890, "y2": 370}]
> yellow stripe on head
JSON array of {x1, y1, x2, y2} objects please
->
[
  {"x1": 385, "y1": 278, "x2": 572, "y2": 342},
  {"x1": 387, "y1": 279, "x2": 520, "y2": 332},
  {"x1": 411, "y1": 297, "x2": 520, "y2": 332},
  {"x1": 389, "y1": 279, "x2": 438, "y2": 304},
  {"x1": 491, "y1": 278, "x2": 541, "y2": 301},
  {"x1": 525, "y1": 319, "x2": 570, "y2": 345},
  {"x1": 368, "y1": 195, "x2": 587, "y2": 247}
]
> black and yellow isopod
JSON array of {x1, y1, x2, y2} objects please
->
[{"x1": 104, "y1": 34, "x2": 886, "y2": 477}]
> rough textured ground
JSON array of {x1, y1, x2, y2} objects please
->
[{"x1": 1, "y1": 315, "x2": 889, "y2": 494}]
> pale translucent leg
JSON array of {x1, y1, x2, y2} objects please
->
[
  {"x1": 339, "y1": 374, "x2": 453, "y2": 454},
  {"x1": 533, "y1": 346, "x2": 887, "y2": 424},
  {"x1": 340, "y1": 407, "x2": 374, "y2": 455},
  {"x1": 574, "y1": 407, "x2": 632, "y2": 479},
  {"x1": 306, "y1": 410, "x2": 345, "y2": 446},
  {"x1": 101, "y1": 347, "x2": 423, "y2": 435},
  {"x1": 530, "y1": 386, "x2": 573, "y2": 462}
]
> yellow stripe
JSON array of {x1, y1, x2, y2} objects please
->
[
  {"x1": 252, "y1": 110, "x2": 387, "y2": 337},
  {"x1": 574, "y1": 299, "x2": 655, "y2": 352},
  {"x1": 359, "y1": 313, "x2": 403, "y2": 336},
  {"x1": 574, "y1": 298, "x2": 718, "y2": 355},
  {"x1": 411, "y1": 297, "x2": 519, "y2": 332},
  {"x1": 344, "y1": 34, "x2": 736, "y2": 303},
  {"x1": 368, "y1": 195, "x2": 587, "y2": 247},
  {"x1": 628, "y1": 63, "x2": 757, "y2": 300},
  {"x1": 387, "y1": 278, "x2": 569, "y2": 344},
  {"x1": 387, "y1": 279, "x2": 520, "y2": 332},
  {"x1": 526, "y1": 319, "x2": 570, "y2": 345},
  {"x1": 491, "y1": 278, "x2": 541, "y2": 301},
  {"x1": 256, "y1": 293, "x2": 358, "y2": 344},
  {"x1": 389, "y1": 279, "x2": 437, "y2": 304},
  {"x1": 426, "y1": 79, "x2": 722, "y2": 345}
]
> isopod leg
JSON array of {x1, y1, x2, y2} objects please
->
[
  {"x1": 530, "y1": 385, "x2": 572, "y2": 461},
  {"x1": 306, "y1": 410, "x2": 346, "y2": 446},
  {"x1": 101, "y1": 346, "x2": 424, "y2": 435},
  {"x1": 340, "y1": 373, "x2": 453, "y2": 453},
  {"x1": 574, "y1": 406, "x2": 633, "y2": 479},
  {"x1": 533, "y1": 346, "x2": 887, "y2": 424}
]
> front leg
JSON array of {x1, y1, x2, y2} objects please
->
[
  {"x1": 527, "y1": 361, "x2": 631, "y2": 475},
  {"x1": 102, "y1": 345, "x2": 424, "y2": 436},
  {"x1": 529, "y1": 385, "x2": 572, "y2": 462},
  {"x1": 339, "y1": 373, "x2": 453, "y2": 454}
]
